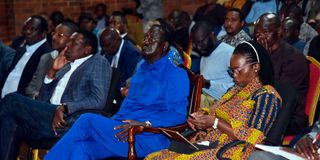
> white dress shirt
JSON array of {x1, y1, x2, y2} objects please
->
[
  {"x1": 44, "y1": 55, "x2": 92, "y2": 105},
  {"x1": 111, "y1": 39, "x2": 124, "y2": 68},
  {"x1": 1, "y1": 38, "x2": 46, "y2": 98}
]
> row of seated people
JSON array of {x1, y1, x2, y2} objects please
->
[{"x1": 1, "y1": 6, "x2": 318, "y2": 160}]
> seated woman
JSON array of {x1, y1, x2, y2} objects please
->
[
  {"x1": 44, "y1": 22, "x2": 190, "y2": 159},
  {"x1": 146, "y1": 40, "x2": 282, "y2": 159}
]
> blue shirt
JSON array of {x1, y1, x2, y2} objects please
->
[
  {"x1": 113, "y1": 54, "x2": 189, "y2": 127},
  {"x1": 245, "y1": 0, "x2": 277, "y2": 23},
  {"x1": 201, "y1": 42, "x2": 235, "y2": 99}
]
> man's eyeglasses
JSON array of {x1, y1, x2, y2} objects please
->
[
  {"x1": 51, "y1": 32, "x2": 70, "y2": 38},
  {"x1": 228, "y1": 63, "x2": 256, "y2": 76}
]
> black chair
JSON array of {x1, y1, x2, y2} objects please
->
[{"x1": 26, "y1": 67, "x2": 122, "y2": 160}]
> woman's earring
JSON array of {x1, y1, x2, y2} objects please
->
[{"x1": 254, "y1": 70, "x2": 258, "y2": 72}]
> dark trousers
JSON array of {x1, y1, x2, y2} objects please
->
[{"x1": 0, "y1": 93, "x2": 57, "y2": 160}]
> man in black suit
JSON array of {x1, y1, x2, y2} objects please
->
[{"x1": 1, "y1": 15, "x2": 52, "y2": 98}]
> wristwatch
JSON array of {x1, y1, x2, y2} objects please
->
[{"x1": 145, "y1": 121, "x2": 152, "y2": 127}]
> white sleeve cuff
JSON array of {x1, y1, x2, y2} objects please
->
[{"x1": 44, "y1": 75, "x2": 54, "y2": 84}]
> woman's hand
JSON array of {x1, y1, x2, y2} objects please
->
[
  {"x1": 188, "y1": 113, "x2": 215, "y2": 131},
  {"x1": 114, "y1": 120, "x2": 147, "y2": 142}
]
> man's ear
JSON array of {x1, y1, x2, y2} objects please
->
[{"x1": 85, "y1": 45, "x2": 93, "y2": 55}]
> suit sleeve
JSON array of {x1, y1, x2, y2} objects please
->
[
  {"x1": 149, "y1": 69, "x2": 189, "y2": 127},
  {"x1": 66, "y1": 58, "x2": 112, "y2": 114}
]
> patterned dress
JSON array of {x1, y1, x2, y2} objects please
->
[{"x1": 145, "y1": 78, "x2": 281, "y2": 160}]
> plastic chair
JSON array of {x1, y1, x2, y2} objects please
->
[
  {"x1": 282, "y1": 56, "x2": 320, "y2": 146},
  {"x1": 126, "y1": 64, "x2": 204, "y2": 160}
]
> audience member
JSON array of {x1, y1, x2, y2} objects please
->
[
  {"x1": 0, "y1": 30, "x2": 111, "y2": 160},
  {"x1": 282, "y1": 17, "x2": 306, "y2": 53},
  {"x1": 193, "y1": 0, "x2": 226, "y2": 35},
  {"x1": 249, "y1": 116, "x2": 320, "y2": 160},
  {"x1": 109, "y1": 11, "x2": 136, "y2": 45},
  {"x1": 2, "y1": 15, "x2": 53, "y2": 98},
  {"x1": 308, "y1": 34, "x2": 320, "y2": 61},
  {"x1": 25, "y1": 21, "x2": 78, "y2": 98},
  {"x1": 255, "y1": 13, "x2": 309, "y2": 135},
  {"x1": 50, "y1": 11, "x2": 65, "y2": 29},
  {"x1": 78, "y1": 12, "x2": 101, "y2": 53},
  {"x1": 45, "y1": 22, "x2": 189, "y2": 159},
  {"x1": 219, "y1": 8, "x2": 251, "y2": 47},
  {"x1": 285, "y1": 4, "x2": 318, "y2": 54},
  {"x1": 146, "y1": 40, "x2": 281, "y2": 159},
  {"x1": 167, "y1": 10, "x2": 191, "y2": 51},
  {"x1": 191, "y1": 21, "x2": 234, "y2": 107},
  {"x1": 245, "y1": 0, "x2": 277, "y2": 24},
  {"x1": 0, "y1": 41, "x2": 15, "y2": 79},
  {"x1": 94, "y1": 3, "x2": 109, "y2": 31},
  {"x1": 100, "y1": 26, "x2": 141, "y2": 110}
]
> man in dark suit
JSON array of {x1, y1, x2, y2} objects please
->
[
  {"x1": 100, "y1": 27, "x2": 141, "y2": 114},
  {"x1": 1, "y1": 15, "x2": 53, "y2": 98},
  {"x1": 100, "y1": 26, "x2": 141, "y2": 88},
  {"x1": 109, "y1": 11, "x2": 136, "y2": 45},
  {"x1": 0, "y1": 30, "x2": 111, "y2": 160}
]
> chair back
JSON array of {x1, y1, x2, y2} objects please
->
[
  {"x1": 178, "y1": 64, "x2": 203, "y2": 114},
  {"x1": 182, "y1": 51, "x2": 192, "y2": 69},
  {"x1": 265, "y1": 81, "x2": 298, "y2": 146},
  {"x1": 305, "y1": 56, "x2": 320, "y2": 126}
]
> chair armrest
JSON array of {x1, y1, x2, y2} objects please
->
[{"x1": 127, "y1": 123, "x2": 188, "y2": 160}]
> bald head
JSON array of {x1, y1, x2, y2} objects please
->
[
  {"x1": 100, "y1": 27, "x2": 122, "y2": 55},
  {"x1": 255, "y1": 13, "x2": 282, "y2": 53}
]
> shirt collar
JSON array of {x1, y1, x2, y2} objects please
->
[
  {"x1": 70, "y1": 54, "x2": 93, "y2": 66},
  {"x1": 121, "y1": 33, "x2": 127, "y2": 38},
  {"x1": 26, "y1": 38, "x2": 47, "y2": 53}
]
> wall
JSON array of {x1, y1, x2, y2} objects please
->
[{"x1": 0, "y1": 0, "x2": 207, "y2": 43}]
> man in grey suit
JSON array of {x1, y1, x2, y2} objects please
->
[
  {"x1": 0, "y1": 30, "x2": 111, "y2": 160},
  {"x1": 25, "y1": 21, "x2": 79, "y2": 99}
]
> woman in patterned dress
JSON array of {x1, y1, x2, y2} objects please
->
[{"x1": 146, "y1": 40, "x2": 282, "y2": 160}]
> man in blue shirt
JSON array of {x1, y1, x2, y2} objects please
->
[
  {"x1": 191, "y1": 21, "x2": 234, "y2": 107},
  {"x1": 45, "y1": 22, "x2": 190, "y2": 159}
]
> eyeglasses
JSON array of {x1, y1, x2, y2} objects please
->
[
  {"x1": 228, "y1": 63, "x2": 256, "y2": 76},
  {"x1": 51, "y1": 32, "x2": 70, "y2": 38}
]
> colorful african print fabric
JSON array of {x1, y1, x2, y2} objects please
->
[{"x1": 145, "y1": 78, "x2": 281, "y2": 160}]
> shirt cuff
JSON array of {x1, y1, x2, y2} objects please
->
[{"x1": 44, "y1": 75, "x2": 54, "y2": 84}]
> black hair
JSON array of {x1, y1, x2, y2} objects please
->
[
  {"x1": 95, "y1": 3, "x2": 107, "y2": 11},
  {"x1": 283, "y1": 17, "x2": 301, "y2": 31},
  {"x1": 77, "y1": 30, "x2": 98, "y2": 55},
  {"x1": 60, "y1": 21, "x2": 79, "y2": 36},
  {"x1": 233, "y1": 40, "x2": 274, "y2": 85},
  {"x1": 191, "y1": 20, "x2": 213, "y2": 36},
  {"x1": 227, "y1": 8, "x2": 245, "y2": 21},
  {"x1": 111, "y1": 11, "x2": 127, "y2": 24},
  {"x1": 154, "y1": 18, "x2": 174, "y2": 47},
  {"x1": 31, "y1": 15, "x2": 48, "y2": 33},
  {"x1": 50, "y1": 11, "x2": 64, "y2": 27},
  {"x1": 78, "y1": 12, "x2": 95, "y2": 24}
]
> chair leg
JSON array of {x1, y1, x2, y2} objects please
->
[{"x1": 32, "y1": 149, "x2": 39, "y2": 160}]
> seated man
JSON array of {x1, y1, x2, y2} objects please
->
[
  {"x1": 282, "y1": 17, "x2": 306, "y2": 53},
  {"x1": 25, "y1": 21, "x2": 79, "y2": 98},
  {"x1": 1, "y1": 15, "x2": 53, "y2": 98},
  {"x1": 0, "y1": 30, "x2": 111, "y2": 160},
  {"x1": 109, "y1": 11, "x2": 136, "y2": 45},
  {"x1": 191, "y1": 21, "x2": 234, "y2": 107},
  {"x1": 45, "y1": 22, "x2": 189, "y2": 159},
  {"x1": 219, "y1": 8, "x2": 251, "y2": 47},
  {"x1": 255, "y1": 13, "x2": 309, "y2": 135}
]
